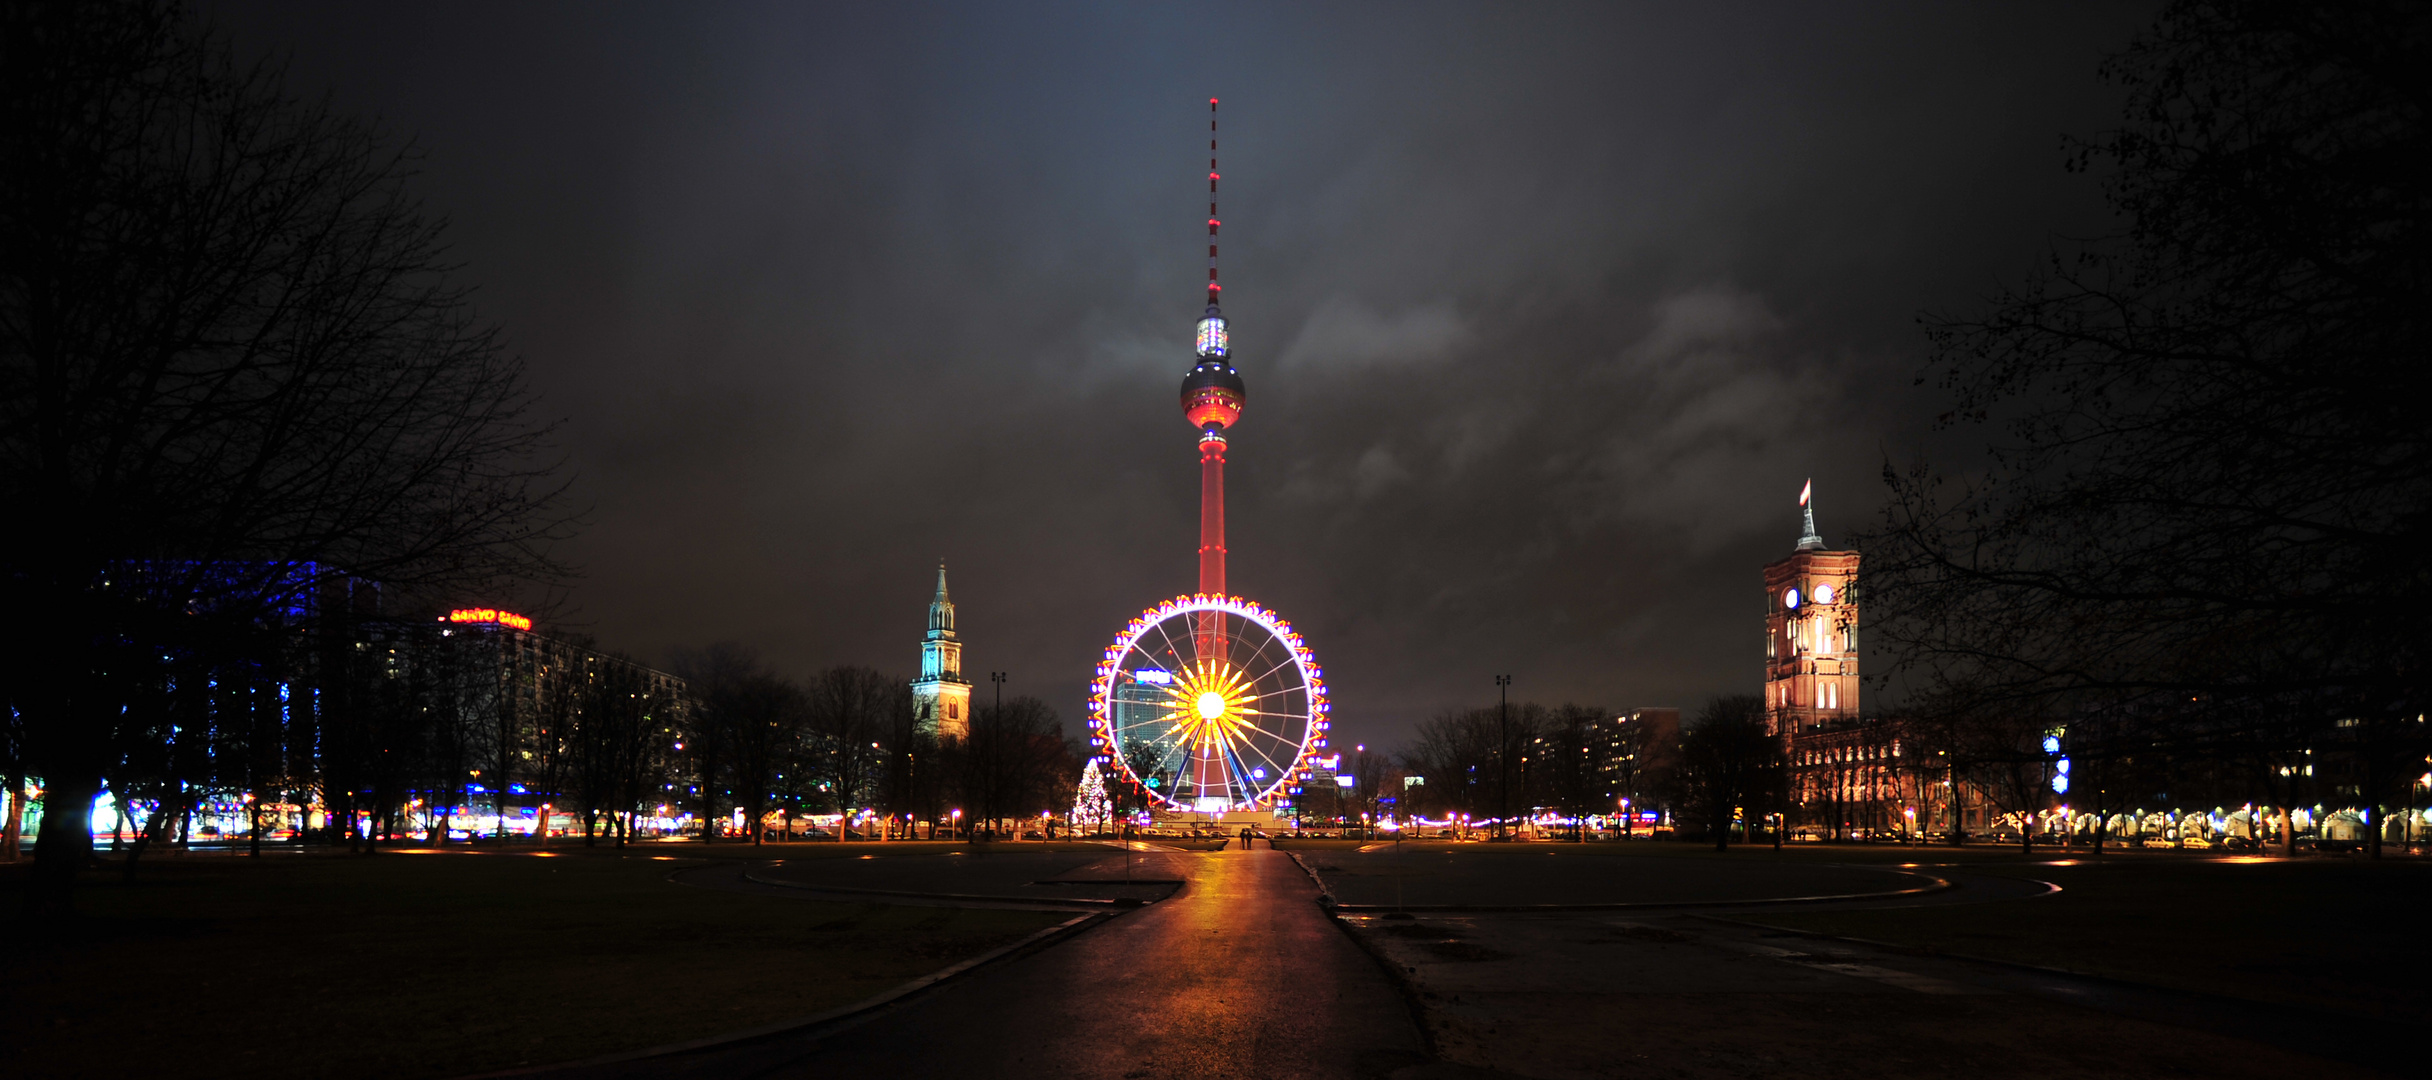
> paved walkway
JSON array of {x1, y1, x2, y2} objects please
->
[
  {"x1": 595, "y1": 847, "x2": 1426, "y2": 1079},
  {"x1": 1337, "y1": 870, "x2": 2400, "y2": 1080}
]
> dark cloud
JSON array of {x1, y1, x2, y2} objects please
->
[{"x1": 210, "y1": 1, "x2": 2152, "y2": 746}]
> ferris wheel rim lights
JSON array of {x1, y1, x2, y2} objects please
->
[{"x1": 1086, "y1": 592, "x2": 1330, "y2": 810}]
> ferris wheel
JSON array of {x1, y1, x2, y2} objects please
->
[{"x1": 1087, "y1": 594, "x2": 1330, "y2": 812}]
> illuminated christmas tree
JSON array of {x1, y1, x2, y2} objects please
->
[{"x1": 1071, "y1": 759, "x2": 1113, "y2": 836}]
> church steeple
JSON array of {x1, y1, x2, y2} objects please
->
[
  {"x1": 929, "y1": 563, "x2": 955, "y2": 633},
  {"x1": 911, "y1": 562, "x2": 971, "y2": 742}
]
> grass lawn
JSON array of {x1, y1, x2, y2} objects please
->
[
  {"x1": 592, "y1": 837, "x2": 1133, "y2": 859},
  {"x1": 1742, "y1": 855, "x2": 2432, "y2": 1022},
  {"x1": 1277, "y1": 835, "x2": 2100, "y2": 864},
  {"x1": 4, "y1": 848, "x2": 1073, "y2": 1079}
]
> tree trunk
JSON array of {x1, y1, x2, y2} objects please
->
[
  {"x1": 1, "y1": 773, "x2": 24, "y2": 861},
  {"x1": 2361, "y1": 736, "x2": 2382, "y2": 860},
  {"x1": 2091, "y1": 791, "x2": 2105, "y2": 856},
  {"x1": 123, "y1": 792, "x2": 184, "y2": 884},
  {"x1": 1948, "y1": 761, "x2": 1966, "y2": 846}
]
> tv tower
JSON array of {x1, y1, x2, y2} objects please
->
[{"x1": 1179, "y1": 97, "x2": 1248, "y2": 808}]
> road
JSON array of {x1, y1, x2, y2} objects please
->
[{"x1": 586, "y1": 846, "x2": 1428, "y2": 1080}]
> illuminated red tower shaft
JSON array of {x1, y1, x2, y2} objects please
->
[{"x1": 1198, "y1": 436, "x2": 1226, "y2": 596}]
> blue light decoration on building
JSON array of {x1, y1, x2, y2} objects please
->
[{"x1": 2044, "y1": 727, "x2": 2068, "y2": 793}]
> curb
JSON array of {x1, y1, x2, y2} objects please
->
[
  {"x1": 453, "y1": 910, "x2": 1106, "y2": 1078},
  {"x1": 1284, "y1": 850, "x2": 1338, "y2": 907}
]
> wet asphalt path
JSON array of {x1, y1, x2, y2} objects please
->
[{"x1": 601, "y1": 846, "x2": 1427, "y2": 1080}]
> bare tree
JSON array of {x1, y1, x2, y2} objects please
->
[
  {"x1": 955, "y1": 695, "x2": 1070, "y2": 840},
  {"x1": 1675, "y1": 695, "x2": 1786, "y2": 852},
  {"x1": 805, "y1": 666, "x2": 898, "y2": 834},
  {"x1": 2, "y1": 2, "x2": 568, "y2": 912},
  {"x1": 877, "y1": 684, "x2": 939, "y2": 835},
  {"x1": 1402, "y1": 708, "x2": 1497, "y2": 822},
  {"x1": 726, "y1": 674, "x2": 806, "y2": 846},
  {"x1": 1867, "y1": 1, "x2": 2431, "y2": 857},
  {"x1": 668, "y1": 643, "x2": 763, "y2": 841}
]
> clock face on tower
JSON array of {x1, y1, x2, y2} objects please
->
[
  {"x1": 1814, "y1": 583, "x2": 1835, "y2": 604},
  {"x1": 1782, "y1": 587, "x2": 1800, "y2": 609}
]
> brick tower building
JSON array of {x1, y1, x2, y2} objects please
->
[
  {"x1": 1763, "y1": 481, "x2": 1860, "y2": 735},
  {"x1": 1765, "y1": 482, "x2": 1907, "y2": 838}
]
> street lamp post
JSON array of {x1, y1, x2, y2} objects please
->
[
  {"x1": 1494, "y1": 675, "x2": 1511, "y2": 841},
  {"x1": 1357, "y1": 743, "x2": 1369, "y2": 841},
  {"x1": 989, "y1": 672, "x2": 1007, "y2": 841}
]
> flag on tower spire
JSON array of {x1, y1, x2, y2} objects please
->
[{"x1": 1796, "y1": 479, "x2": 1825, "y2": 550}]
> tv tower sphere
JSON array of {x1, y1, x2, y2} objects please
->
[{"x1": 1181, "y1": 310, "x2": 1246, "y2": 430}]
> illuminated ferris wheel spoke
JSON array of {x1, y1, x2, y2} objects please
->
[
  {"x1": 1231, "y1": 730, "x2": 1293, "y2": 779},
  {"x1": 1124, "y1": 639, "x2": 1176, "y2": 679},
  {"x1": 1148, "y1": 617, "x2": 1197, "y2": 673},
  {"x1": 1246, "y1": 649, "x2": 1300, "y2": 687},
  {"x1": 1221, "y1": 742, "x2": 1261, "y2": 795}
]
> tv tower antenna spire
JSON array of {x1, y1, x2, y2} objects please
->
[{"x1": 1207, "y1": 96, "x2": 1221, "y2": 309}]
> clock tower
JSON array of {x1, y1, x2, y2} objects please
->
[
  {"x1": 1763, "y1": 480, "x2": 1859, "y2": 738},
  {"x1": 911, "y1": 564, "x2": 972, "y2": 742}
]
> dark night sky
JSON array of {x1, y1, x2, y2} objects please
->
[{"x1": 209, "y1": 2, "x2": 2151, "y2": 749}]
